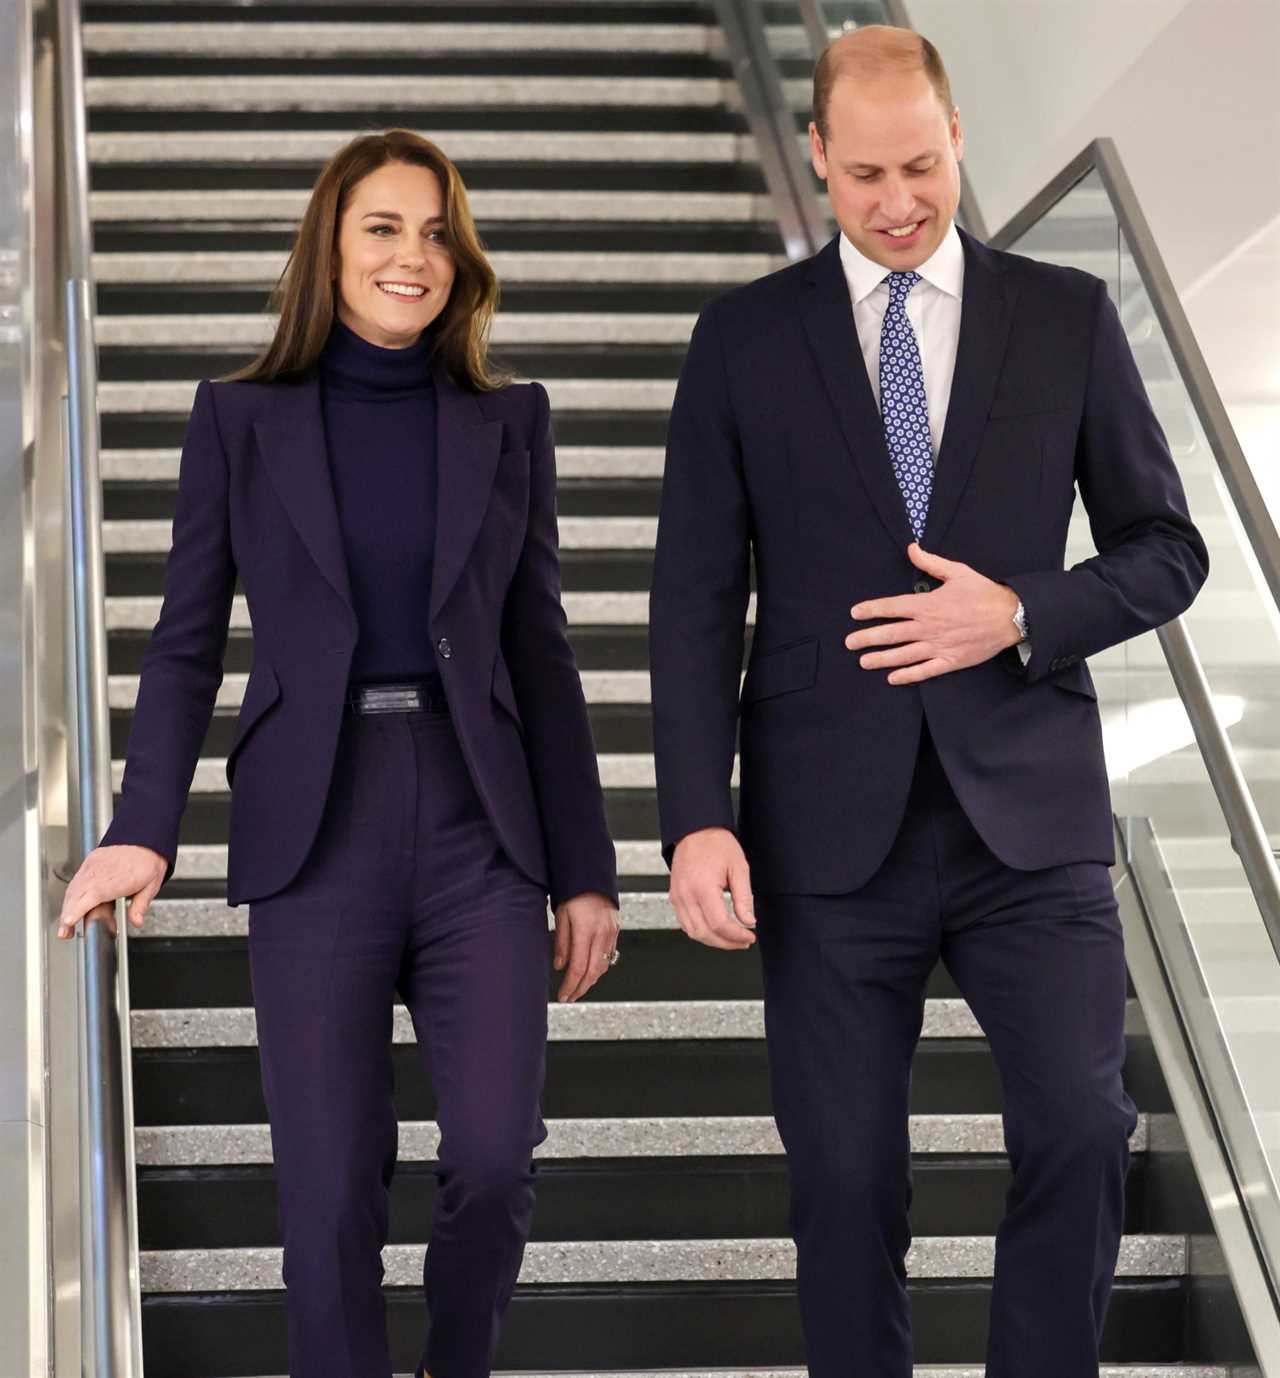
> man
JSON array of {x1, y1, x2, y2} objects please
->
[{"x1": 649, "y1": 24, "x2": 1208, "y2": 1378}]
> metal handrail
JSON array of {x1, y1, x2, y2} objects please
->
[
  {"x1": 990, "y1": 137, "x2": 1280, "y2": 619},
  {"x1": 56, "y1": 0, "x2": 145, "y2": 1368},
  {"x1": 715, "y1": 0, "x2": 829, "y2": 260}
]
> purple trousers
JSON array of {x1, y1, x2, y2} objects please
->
[
  {"x1": 248, "y1": 705, "x2": 550, "y2": 1378},
  {"x1": 756, "y1": 724, "x2": 1138, "y2": 1377}
]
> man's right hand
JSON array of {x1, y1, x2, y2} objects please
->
[
  {"x1": 669, "y1": 828, "x2": 756, "y2": 950},
  {"x1": 57, "y1": 844, "x2": 168, "y2": 940}
]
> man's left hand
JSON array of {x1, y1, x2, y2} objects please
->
[{"x1": 846, "y1": 543, "x2": 1022, "y2": 685}]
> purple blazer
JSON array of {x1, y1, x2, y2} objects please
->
[{"x1": 102, "y1": 363, "x2": 619, "y2": 910}]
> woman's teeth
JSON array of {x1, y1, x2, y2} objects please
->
[{"x1": 377, "y1": 283, "x2": 426, "y2": 298}]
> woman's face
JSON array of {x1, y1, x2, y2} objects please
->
[{"x1": 334, "y1": 161, "x2": 457, "y2": 349}]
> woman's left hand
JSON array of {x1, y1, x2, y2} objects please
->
[{"x1": 553, "y1": 891, "x2": 621, "y2": 1003}]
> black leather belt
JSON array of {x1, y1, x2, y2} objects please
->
[{"x1": 345, "y1": 676, "x2": 448, "y2": 715}]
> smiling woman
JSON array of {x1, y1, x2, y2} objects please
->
[
  {"x1": 64, "y1": 123, "x2": 620, "y2": 1378},
  {"x1": 226, "y1": 127, "x2": 508, "y2": 387}
]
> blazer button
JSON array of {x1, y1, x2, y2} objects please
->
[
  {"x1": 437, "y1": 637, "x2": 453, "y2": 660},
  {"x1": 913, "y1": 579, "x2": 933, "y2": 594}
]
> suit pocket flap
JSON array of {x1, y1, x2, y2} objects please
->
[
  {"x1": 741, "y1": 637, "x2": 819, "y2": 705},
  {"x1": 226, "y1": 663, "x2": 281, "y2": 778},
  {"x1": 1048, "y1": 663, "x2": 1097, "y2": 700},
  {"x1": 491, "y1": 653, "x2": 523, "y2": 726}
]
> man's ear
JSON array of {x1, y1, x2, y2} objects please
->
[
  {"x1": 809, "y1": 122, "x2": 829, "y2": 180},
  {"x1": 950, "y1": 106, "x2": 965, "y2": 163}
]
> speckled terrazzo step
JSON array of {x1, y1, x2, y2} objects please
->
[
  {"x1": 130, "y1": 996, "x2": 1147, "y2": 1048},
  {"x1": 132, "y1": 1112, "x2": 1162, "y2": 1167},
  {"x1": 139, "y1": 1234, "x2": 1188, "y2": 1293}
]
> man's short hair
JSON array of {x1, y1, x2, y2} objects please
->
[{"x1": 812, "y1": 25, "x2": 954, "y2": 144}]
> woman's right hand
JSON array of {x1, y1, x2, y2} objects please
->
[{"x1": 57, "y1": 845, "x2": 168, "y2": 939}]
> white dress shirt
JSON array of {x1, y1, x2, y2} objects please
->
[
  {"x1": 837, "y1": 221, "x2": 1030, "y2": 660},
  {"x1": 838, "y1": 220, "x2": 964, "y2": 462}
]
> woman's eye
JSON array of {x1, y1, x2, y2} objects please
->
[{"x1": 368, "y1": 225, "x2": 394, "y2": 235}]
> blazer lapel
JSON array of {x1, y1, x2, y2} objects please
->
[
  {"x1": 254, "y1": 370, "x2": 357, "y2": 639},
  {"x1": 923, "y1": 229, "x2": 1020, "y2": 549},
  {"x1": 430, "y1": 361, "x2": 504, "y2": 620},
  {"x1": 798, "y1": 237, "x2": 914, "y2": 550}
]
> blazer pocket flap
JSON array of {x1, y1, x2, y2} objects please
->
[
  {"x1": 741, "y1": 637, "x2": 819, "y2": 705},
  {"x1": 227, "y1": 664, "x2": 282, "y2": 771},
  {"x1": 1048, "y1": 663, "x2": 1097, "y2": 700},
  {"x1": 989, "y1": 388, "x2": 1075, "y2": 418},
  {"x1": 491, "y1": 654, "x2": 523, "y2": 726}
]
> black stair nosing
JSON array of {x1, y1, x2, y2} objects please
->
[
  {"x1": 97, "y1": 345, "x2": 691, "y2": 383},
  {"x1": 130, "y1": 1037, "x2": 1176, "y2": 1127},
  {"x1": 91, "y1": 164, "x2": 767, "y2": 195},
  {"x1": 91, "y1": 224, "x2": 779, "y2": 255},
  {"x1": 128, "y1": 926, "x2": 776, "y2": 1006},
  {"x1": 167, "y1": 788, "x2": 671, "y2": 842},
  {"x1": 106, "y1": 552, "x2": 656, "y2": 596},
  {"x1": 107, "y1": 627, "x2": 663, "y2": 675},
  {"x1": 87, "y1": 55, "x2": 734, "y2": 80},
  {"x1": 89, "y1": 107, "x2": 751, "y2": 135},
  {"x1": 85, "y1": 2, "x2": 721, "y2": 21},
  {"x1": 125, "y1": 938, "x2": 1139, "y2": 1011},
  {"x1": 136, "y1": 1278, "x2": 1196, "y2": 1373},
  {"x1": 105, "y1": 479, "x2": 664, "y2": 520},
  {"x1": 102, "y1": 412, "x2": 674, "y2": 450},
  {"x1": 111, "y1": 704, "x2": 658, "y2": 758},
  {"x1": 95, "y1": 282, "x2": 731, "y2": 316},
  {"x1": 134, "y1": 1155, "x2": 1207, "y2": 1251}
]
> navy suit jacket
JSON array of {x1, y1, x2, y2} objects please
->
[
  {"x1": 103, "y1": 363, "x2": 619, "y2": 911},
  {"x1": 649, "y1": 229, "x2": 1209, "y2": 895}
]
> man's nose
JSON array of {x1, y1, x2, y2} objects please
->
[{"x1": 879, "y1": 183, "x2": 916, "y2": 224}]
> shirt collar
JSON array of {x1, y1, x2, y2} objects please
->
[{"x1": 838, "y1": 219, "x2": 965, "y2": 306}]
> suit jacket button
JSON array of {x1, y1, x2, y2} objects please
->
[
  {"x1": 437, "y1": 637, "x2": 453, "y2": 660},
  {"x1": 913, "y1": 579, "x2": 933, "y2": 594}
]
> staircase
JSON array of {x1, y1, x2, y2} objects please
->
[{"x1": 88, "y1": 1, "x2": 1253, "y2": 1372}]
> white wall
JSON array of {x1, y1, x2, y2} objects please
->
[{"x1": 904, "y1": 0, "x2": 1280, "y2": 516}]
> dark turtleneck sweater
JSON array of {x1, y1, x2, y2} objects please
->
[{"x1": 320, "y1": 317, "x2": 439, "y2": 684}]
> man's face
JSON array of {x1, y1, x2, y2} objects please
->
[{"x1": 810, "y1": 70, "x2": 964, "y2": 271}]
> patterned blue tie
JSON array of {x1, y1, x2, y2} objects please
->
[{"x1": 878, "y1": 271, "x2": 933, "y2": 540}]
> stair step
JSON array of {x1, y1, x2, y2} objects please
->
[
  {"x1": 129, "y1": 996, "x2": 1148, "y2": 1048},
  {"x1": 87, "y1": 75, "x2": 737, "y2": 110},
  {"x1": 96, "y1": 313, "x2": 699, "y2": 347},
  {"x1": 84, "y1": 21, "x2": 726, "y2": 58},
  {"x1": 101, "y1": 444, "x2": 667, "y2": 481},
  {"x1": 91, "y1": 188, "x2": 771, "y2": 223},
  {"x1": 139, "y1": 1234, "x2": 1187, "y2": 1293},
  {"x1": 89, "y1": 129, "x2": 753, "y2": 164},
  {"x1": 91, "y1": 250, "x2": 782, "y2": 284},
  {"x1": 132, "y1": 1112, "x2": 1160, "y2": 1166}
]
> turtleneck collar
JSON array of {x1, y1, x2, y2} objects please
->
[{"x1": 320, "y1": 316, "x2": 436, "y2": 399}]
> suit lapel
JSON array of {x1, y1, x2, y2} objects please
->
[
  {"x1": 430, "y1": 361, "x2": 504, "y2": 620},
  {"x1": 923, "y1": 229, "x2": 1019, "y2": 549},
  {"x1": 798, "y1": 237, "x2": 914, "y2": 550},
  {"x1": 254, "y1": 370, "x2": 357, "y2": 638}
]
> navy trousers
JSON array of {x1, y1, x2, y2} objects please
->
[
  {"x1": 755, "y1": 724, "x2": 1137, "y2": 1378},
  {"x1": 247, "y1": 705, "x2": 550, "y2": 1378}
]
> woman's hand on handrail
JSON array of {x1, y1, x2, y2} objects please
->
[{"x1": 56, "y1": 844, "x2": 168, "y2": 939}]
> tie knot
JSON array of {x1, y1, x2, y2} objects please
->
[{"x1": 885, "y1": 270, "x2": 922, "y2": 303}]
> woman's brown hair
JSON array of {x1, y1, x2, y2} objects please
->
[{"x1": 225, "y1": 129, "x2": 507, "y2": 390}]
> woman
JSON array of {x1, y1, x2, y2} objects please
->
[{"x1": 58, "y1": 129, "x2": 621, "y2": 1378}]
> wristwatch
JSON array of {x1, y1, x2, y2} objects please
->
[{"x1": 1012, "y1": 600, "x2": 1030, "y2": 643}]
